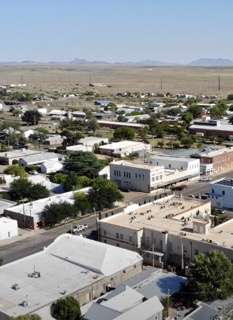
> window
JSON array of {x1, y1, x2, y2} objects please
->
[
  {"x1": 116, "y1": 233, "x2": 119, "y2": 239},
  {"x1": 129, "y1": 236, "x2": 132, "y2": 242},
  {"x1": 103, "y1": 230, "x2": 107, "y2": 236},
  {"x1": 120, "y1": 234, "x2": 124, "y2": 240},
  {"x1": 222, "y1": 190, "x2": 225, "y2": 195},
  {"x1": 212, "y1": 189, "x2": 214, "y2": 193}
]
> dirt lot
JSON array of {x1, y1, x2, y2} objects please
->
[{"x1": 0, "y1": 64, "x2": 233, "y2": 96}]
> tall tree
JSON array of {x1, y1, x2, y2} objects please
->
[
  {"x1": 22, "y1": 110, "x2": 41, "y2": 125},
  {"x1": 186, "y1": 251, "x2": 233, "y2": 301},
  {"x1": 51, "y1": 296, "x2": 82, "y2": 320}
]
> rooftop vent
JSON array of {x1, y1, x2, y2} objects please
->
[
  {"x1": 20, "y1": 300, "x2": 29, "y2": 308},
  {"x1": 12, "y1": 283, "x2": 20, "y2": 290}
]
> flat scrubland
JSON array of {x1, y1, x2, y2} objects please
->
[{"x1": 0, "y1": 64, "x2": 233, "y2": 95}]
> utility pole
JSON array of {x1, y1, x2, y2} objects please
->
[
  {"x1": 218, "y1": 75, "x2": 221, "y2": 92},
  {"x1": 160, "y1": 78, "x2": 163, "y2": 91},
  {"x1": 181, "y1": 237, "x2": 184, "y2": 271}
]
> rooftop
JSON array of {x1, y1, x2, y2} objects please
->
[
  {"x1": 99, "y1": 140, "x2": 149, "y2": 150},
  {"x1": 0, "y1": 234, "x2": 142, "y2": 318},
  {"x1": 110, "y1": 160, "x2": 163, "y2": 171},
  {"x1": 0, "y1": 149, "x2": 40, "y2": 160},
  {"x1": 211, "y1": 178, "x2": 233, "y2": 187},
  {"x1": 5, "y1": 188, "x2": 91, "y2": 218},
  {"x1": 19, "y1": 152, "x2": 63, "y2": 165},
  {"x1": 193, "y1": 147, "x2": 233, "y2": 158},
  {"x1": 100, "y1": 197, "x2": 233, "y2": 249}
]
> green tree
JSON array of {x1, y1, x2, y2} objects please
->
[
  {"x1": 186, "y1": 251, "x2": 233, "y2": 301},
  {"x1": 22, "y1": 110, "x2": 41, "y2": 125},
  {"x1": 4, "y1": 164, "x2": 27, "y2": 178},
  {"x1": 28, "y1": 184, "x2": 50, "y2": 201},
  {"x1": 182, "y1": 112, "x2": 193, "y2": 125},
  {"x1": 74, "y1": 192, "x2": 91, "y2": 214},
  {"x1": 89, "y1": 177, "x2": 123, "y2": 210},
  {"x1": 64, "y1": 152, "x2": 105, "y2": 178},
  {"x1": 51, "y1": 296, "x2": 82, "y2": 320},
  {"x1": 11, "y1": 315, "x2": 41, "y2": 320},
  {"x1": 9, "y1": 179, "x2": 49, "y2": 201},
  {"x1": 187, "y1": 104, "x2": 202, "y2": 119},
  {"x1": 42, "y1": 202, "x2": 77, "y2": 226},
  {"x1": 113, "y1": 127, "x2": 135, "y2": 140},
  {"x1": 210, "y1": 101, "x2": 227, "y2": 119},
  {"x1": 9, "y1": 178, "x2": 32, "y2": 201},
  {"x1": 87, "y1": 117, "x2": 99, "y2": 133}
]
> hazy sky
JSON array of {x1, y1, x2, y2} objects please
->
[{"x1": 1, "y1": 0, "x2": 232, "y2": 62}]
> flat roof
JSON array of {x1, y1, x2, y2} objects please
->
[
  {"x1": 0, "y1": 149, "x2": 40, "y2": 159},
  {"x1": 110, "y1": 160, "x2": 163, "y2": 171},
  {"x1": 212, "y1": 178, "x2": 233, "y2": 187},
  {"x1": 19, "y1": 152, "x2": 62, "y2": 164},
  {"x1": 193, "y1": 147, "x2": 233, "y2": 158},
  {"x1": 100, "y1": 197, "x2": 233, "y2": 249},
  {"x1": 99, "y1": 141, "x2": 148, "y2": 150},
  {"x1": 97, "y1": 120, "x2": 146, "y2": 128},
  {"x1": 6, "y1": 188, "x2": 91, "y2": 218},
  {"x1": 150, "y1": 154, "x2": 199, "y2": 163},
  {"x1": 0, "y1": 234, "x2": 142, "y2": 318},
  {"x1": 190, "y1": 123, "x2": 233, "y2": 133}
]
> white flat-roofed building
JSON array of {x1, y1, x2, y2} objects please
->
[
  {"x1": 0, "y1": 234, "x2": 142, "y2": 319},
  {"x1": 0, "y1": 217, "x2": 18, "y2": 240},
  {"x1": 97, "y1": 120, "x2": 147, "y2": 130},
  {"x1": 110, "y1": 161, "x2": 164, "y2": 192},
  {"x1": 0, "y1": 199, "x2": 16, "y2": 215},
  {"x1": 98, "y1": 196, "x2": 233, "y2": 267},
  {"x1": 79, "y1": 136, "x2": 109, "y2": 148},
  {"x1": 19, "y1": 152, "x2": 63, "y2": 167},
  {"x1": 110, "y1": 160, "x2": 199, "y2": 193},
  {"x1": 99, "y1": 141, "x2": 151, "y2": 158},
  {"x1": 40, "y1": 160, "x2": 64, "y2": 174},
  {"x1": 0, "y1": 149, "x2": 41, "y2": 165},
  {"x1": 209, "y1": 178, "x2": 233, "y2": 209},
  {"x1": 150, "y1": 154, "x2": 200, "y2": 177},
  {"x1": 4, "y1": 187, "x2": 91, "y2": 229}
]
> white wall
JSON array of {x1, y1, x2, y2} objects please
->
[
  {"x1": 209, "y1": 182, "x2": 233, "y2": 209},
  {"x1": 0, "y1": 218, "x2": 18, "y2": 240}
]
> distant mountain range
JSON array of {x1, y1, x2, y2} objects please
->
[
  {"x1": 189, "y1": 58, "x2": 233, "y2": 67},
  {"x1": 1, "y1": 58, "x2": 233, "y2": 67}
]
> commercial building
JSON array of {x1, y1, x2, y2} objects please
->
[
  {"x1": 189, "y1": 119, "x2": 233, "y2": 138},
  {"x1": 19, "y1": 152, "x2": 63, "y2": 167},
  {"x1": 0, "y1": 149, "x2": 40, "y2": 165},
  {"x1": 208, "y1": 178, "x2": 233, "y2": 209},
  {"x1": 99, "y1": 195, "x2": 233, "y2": 267},
  {"x1": 40, "y1": 160, "x2": 64, "y2": 174},
  {"x1": 110, "y1": 161, "x2": 164, "y2": 192},
  {"x1": 0, "y1": 217, "x2": 18, "y2": 240},
  {"x1": 79, "y1": 136, "x2": 109, "y2": 149},
  {"x1": 85, "y1": 286, "x2": 163, "y2": 320},
  {"x1": 99, "y1": 141, "x2": 151, "y2": 158},
  {"x1": 191, "y1": 147, "x2": 233, "y2": 175},
  {"x1": 4, "y1": 187, "x2": 91, "y2": 229},
  {"x1": 150, "y1": 154, "x2": 200, "y2": 177},
  {"x1": 97, "y1": 120, "x2": 147, "y2": 130},
  {"x1": 110, "y1": 160, "x2": 199, "y2": 193},
  {"x1": 0, "y1": 234, "x2": 142, "y2": 319}
]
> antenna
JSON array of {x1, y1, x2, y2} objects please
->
[{"x1": 160, "y1": 78, "x2": 163, "y2": 91}]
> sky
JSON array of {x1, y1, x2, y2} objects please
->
[{"x1": 1, "y1": 0, "x2": 233, "y2": 63}]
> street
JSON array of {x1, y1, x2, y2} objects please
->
[
  {"x1": 1, "y1": 169, "x2": 233, "y2": 266},
  {"x1": 0, "y1": 214, "x2": 97, "y2": 265}
]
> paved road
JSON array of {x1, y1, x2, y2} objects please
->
[
  {"x1": 0, "y1": 214, "x2": 97, "y2": 265},
  {"x1": 2, "y1": 169, "x2": 233, "y2": 265},
  {"x1": 182, "y1": 170, "x2": 233, "y2": 197}
]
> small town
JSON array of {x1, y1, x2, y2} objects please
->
[{"x1": 1, "y1": 1, "x2": 233, "y2": 320}]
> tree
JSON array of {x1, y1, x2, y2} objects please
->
[
  {"x1": 113, "y1": 127, "x2": 135, "y2": 140},
  {"x1": 64, "y1": 152, "x2": 105, "y2": 178},
  {"x1": 4, "y1": 164, "x2": 27, "y2": 178},
  {"x1": 28, "y1": 184, "x2": 50, "y2": 201},
  {"x1": 210, "y1": 101, "x2": 227, "y2": 119},
  {"x1": 87, "y1": 117, "x2": 99, "y2": 133},
  {"x1": 180, "y1": 135, "x2": 193, "y2": 148},
  {"x1": 42, "y1": 202, "x2": 77, "y2": 226},
  {"x1": 89, "y1": 177, "x2": 123, "y2": 210},
  {"x1": 51, "y1": 296, "x2": 82, "y2": 320},
  {"x1": 9, "y1": 178, "x2": 32, "y2": 201},
  {"x1": 182, "y1": 112, "x2": 193, "y2": 125},
  {"x1": 11, "y1": 315, "x2": 41, "y2": 320},
  {"x1": 186, "y1": 251, "x2": 233, "y2": 301},
  {"x1": 9, "y1": 179, "x2": 49, "y2": 201},
  {"x1": 187, "y1": 104, "x2": 202, "y2": 119},
  {"x1": 74, "y1": 192, "x2": 91, "y2": 214},
  {"x1": 22, "y1": 110, "x2": 41, "y2": 125}
]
